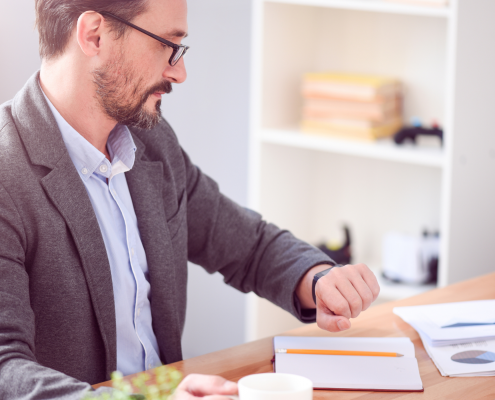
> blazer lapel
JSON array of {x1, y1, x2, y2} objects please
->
[
  {"x1": 125, "y1": 135, "x2": 183, "y2": 363},
  {"x1": 11, "y1": 72, "x2": 117, "y2": 377},
  {"x1": 40, "y1": 158, "x2": 117, "y2": 377}
]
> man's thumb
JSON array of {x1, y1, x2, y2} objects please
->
[{"x1": 318, "y1": 314, "x2": 351, "y2": 332}]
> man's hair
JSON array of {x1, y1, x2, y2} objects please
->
[{"x1": 35, "y1": 0, "x2": 148, "y2": 60}]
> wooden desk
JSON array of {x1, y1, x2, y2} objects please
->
[{"x1": 95, "y1": 273, "x2": 495, "y2": 399}]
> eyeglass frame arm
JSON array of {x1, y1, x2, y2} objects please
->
[{"x1": 99, "y1": 11, "x2": 189, "y2": 65}]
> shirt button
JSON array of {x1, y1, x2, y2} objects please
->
[
  {"x1": 148, "y1": 364, "x2": 152, "y2": 370},
  {"x1": 131, "y1": 248, "x2": 135, "y2": 256},
  {"x1": 137, "y1": 308, "x2": 141, "y2": 316},
  {"x1": 99, "y1": 164, "x2": 108, "y2": 173},
  {"x1": 81, "y1": 168, "x2": 89, "y2": 175}
]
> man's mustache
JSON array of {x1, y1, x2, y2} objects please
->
[{"x1": 145, "y1": 81, "x2": 173, "y2": 99}]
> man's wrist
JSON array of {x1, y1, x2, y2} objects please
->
[{"x1": 296, "y1": 263, "x2": 335, "y2": 310}]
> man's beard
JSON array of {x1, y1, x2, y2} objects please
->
[{"x1": 92, "y1": 56, "x2": 172, "y2": 130}]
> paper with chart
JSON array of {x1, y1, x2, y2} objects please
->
[
  {"x1": 421, "y1": 337, "x2": 495, "y2": 377},
  {"x1": 273, "y1": 336, "x2": 423, "y2": 391},
  {"x1": 393, "y1": 300, "x2": 495, "y2": 346}
]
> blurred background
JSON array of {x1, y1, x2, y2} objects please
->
[{"x1": 1, "y1": 0, "x2": 494, "y2": 361}]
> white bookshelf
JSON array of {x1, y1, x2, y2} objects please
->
[
  {"x1": 266, "y1": 0, "x2": 452, "y2": 18},
  {"x1": 246, "y1": 0, "x2": 495, "y2": 342},
  {"x1": 261, "y1": 129, "x2": 445, "y2": 167}
]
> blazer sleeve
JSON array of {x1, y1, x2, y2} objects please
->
[
  {"x1": 183, "y1": 150, "x2": 335, "y2": 321},
  {"x1": 0, "y1": 183, "x2": 114, "y2": 399}
]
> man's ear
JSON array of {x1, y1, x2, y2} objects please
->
[{"x1": 76, "y1": 11, "x2": 105, "y2": 57}]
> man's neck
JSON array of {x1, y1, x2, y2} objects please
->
[{"x1": 40, "y1": 59, "x2": 115, "y2": 159}]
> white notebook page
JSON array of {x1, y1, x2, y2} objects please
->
[{"x1": 274, "y1": 336, "x2": 423, "y2": 391}]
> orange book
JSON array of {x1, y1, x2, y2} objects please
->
[
  {"x1": 303, "y1": 97, "x2": 401, "y2": 122},
  {"x1": 301, "y1": 117, "x2": 402, "y2": 141},
  {"x1": 302, "y1": 72, "x2": 401, "y2": 102}
]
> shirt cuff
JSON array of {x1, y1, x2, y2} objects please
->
[{"x1": 293, "y1": 293, "x2": 317, "y2": 323}]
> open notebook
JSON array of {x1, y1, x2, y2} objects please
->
[{"x1": 273, "y1": 336, "x2": 423, "y2": 392}]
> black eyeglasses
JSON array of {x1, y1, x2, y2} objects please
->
[{"x1": 99, "y1": 11, "x2": 189, "y2": 66}]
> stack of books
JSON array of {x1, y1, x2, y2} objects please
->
[{"x1": 301, "y1": 72, "x2": 403, "y2": 141}]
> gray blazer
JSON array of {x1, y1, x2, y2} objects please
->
[{"x1": 0, "y1": 73, "x2": 332, "y2": 399}]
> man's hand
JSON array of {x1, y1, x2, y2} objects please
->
[
  {"x1": 173, "y1": 374, "x2": 238, "y2": 399},
  {"x1": 296, "y1": 264, "x2": 380, "y2": 332}
]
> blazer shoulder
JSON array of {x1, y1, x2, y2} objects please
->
[
  {"x1": 0, "y1": 100, "x2": 24, "y2": 157},
  {"x1": 0, "y1": 100, "x2": 14, "y2": 136},
  {"x1": 0, "y1": 101, "x2": 37, "y2": 185}
]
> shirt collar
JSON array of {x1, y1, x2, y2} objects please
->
[{"x1": 41, "y1": 90, "x2": 137, "y2": 182}]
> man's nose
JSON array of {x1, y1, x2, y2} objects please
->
[{"x1": 163, "y1": 57, "x2": 187, "y2": 84}]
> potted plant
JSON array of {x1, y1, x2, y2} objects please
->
[{"x1": 84, "y1": 367, "x2": 183, "y2": 400}]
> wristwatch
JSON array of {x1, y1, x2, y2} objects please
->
[{"x1": 312, "y1": 265, "x2": 342, "y2": 305}]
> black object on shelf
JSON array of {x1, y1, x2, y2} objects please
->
[
  {"x1": 394, "y1": 120, "x2": 443, "y2": 145},
  {"x1": 423, "y1": 230, "x2": 439, "y2": 285},
  {"x1": 317, "y1": 226, "x2": 352, "y2": 266}
]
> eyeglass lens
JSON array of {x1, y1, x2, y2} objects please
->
[{"x1": 171, "y1": 47, "x2": 188, "y2": 66}]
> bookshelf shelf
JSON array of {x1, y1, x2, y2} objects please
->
[
  {"x1": 260, "y1": 129, "x2": 445, "y2": 168},
  {"x1": 265, "y1": 0, "x2": 452, "y2": 18},
  {"x1": 246, "y1": 0, "x2": 495, "y2": 341}
]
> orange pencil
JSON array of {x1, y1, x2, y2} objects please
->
[{"x1": 275, "y1": 349, "x2": 403, "y2": 357}]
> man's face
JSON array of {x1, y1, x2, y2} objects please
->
[{"x1": 93, "y1": 0, "x2": 188, "y2": 129}]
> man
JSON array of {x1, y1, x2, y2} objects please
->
[{"x1": 0, "y1": 0, "x2": 380, "y2": 398}]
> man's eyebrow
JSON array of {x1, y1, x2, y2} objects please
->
[{"x1": 162, "y1": 30, "x2": 188, "y2": 39}]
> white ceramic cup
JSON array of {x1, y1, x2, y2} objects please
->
[{"x1": 229, "y1": 373, "x2": 313, "y2": 400}]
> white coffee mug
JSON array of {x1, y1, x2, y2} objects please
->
[{"x1": 230, "y1": 373, "x2": 313, "y2": 400}]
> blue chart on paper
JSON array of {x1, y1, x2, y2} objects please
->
[
  {"x1": 443, "y1": 322, "x2": 495, "y2": 328},
  {"x1": 451, "y1": 350, "x2": 495, "y2": 364}
]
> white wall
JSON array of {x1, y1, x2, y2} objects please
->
[
  {"x1": 161, "y1": 0, "x2": 251, "y2": 359},
  {"x1": 0, "y1": 1, "x2": 40, "y2": 104},
  {"x1": 0, "y1": 0, "x2": 251, "y2": 360}
]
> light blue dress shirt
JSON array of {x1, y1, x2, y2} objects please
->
[{"x1": 43, "y1": 94, "x2": 162, "y2": 376}]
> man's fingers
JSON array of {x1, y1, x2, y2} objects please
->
[
  {"x1": 346, "y1": 270, "x2": 374, "y2": 312},
  {"x1": 315, "y1": 263, "x2": 381, "y2": 331},
  {"x1": 172, "y1": 389, "x2": 197, "y2": 400},
  {"x1": 334, "y1": 274, "x2": 363, "y2": 318},
  {"x1": 316, "y1": 284, "x2": 353, "y2": 331},
  {"x1": 317, "y1": 286, "x2": 351, "y2": 319},
  {"x1": 177, "y1": 374, "x2": 238, "y2": 397},
  {"x1": 174, "y1": 391, "x2": 235, "y2": 400},
  {"x1": 357, "y1": 264, "x2": 380, "y2": 301}
]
